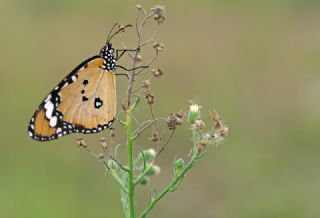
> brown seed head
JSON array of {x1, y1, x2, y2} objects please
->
[
  {"x1": 142, "y1": 80, "x2": 150, "y2": 90},
  {"x1": 76, "y1": 138, "x2": 87, "y2": 148},
  {"x1": 99, "y1": 137, "x2": 108, "y2": 151},
  {"x1": 167, "y1": 112, "x2": 183, "y2": 130},
  {"x1": 98, "y1": 153, "x2": 105, "y2": 160},
  {"x1": 150, "y1": 5, "x2": 166, "y2": 24},
  {"x1": 110, "y1": 127, "x2": 116, "y2": 138},
  {"x1": 152, "y1": 42, "x2": 165, "y2": 52},
  {"x1": 151, "y1": 68, "x2": 164, "y2": 78},
  {"x1": 220, "y1": 125, "x2": 229, "y2": 137},
  {"x1": 134, "y1": 54, "x2": 143, "y2": 65},
  {"x1": 149, "y1": 131, "x2": 160, "y2": 142},
  {"x1": 194, "y1": 119, "x2": 205, "y2": 131},
  {"x1": 145, "y1": 92, "x2": 155, "y2": 105}
]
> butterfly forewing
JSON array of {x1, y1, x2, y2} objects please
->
[{"x1": 28, "y1": 56, "x2": 116, "y2": 141}]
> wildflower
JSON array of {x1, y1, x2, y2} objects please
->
[{"x1": 188, "y1": 104, "x2": 201, "y2": 124}]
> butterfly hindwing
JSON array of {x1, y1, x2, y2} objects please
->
[{"x1": 28, "y1": 56, "x2": 116, "y2": 141}]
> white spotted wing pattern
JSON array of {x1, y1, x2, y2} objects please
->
[{"x1": 28, "y1": 43, "x2": 117, "y2": 141}]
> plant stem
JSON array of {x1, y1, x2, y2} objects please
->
[
  {"x1": 126, "y1": 109, "x2": 135, "y2": 218},
  {"x1": 139, "y1": 153, "x2": 201, "y2": 218}
]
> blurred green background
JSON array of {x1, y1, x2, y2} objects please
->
[{"x1": 1, "y1": 0, "x2": 320, "y2": 217}]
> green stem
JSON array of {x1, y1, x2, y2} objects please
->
[
  {"x1": 109, "y1": 168, "x2": 128, "y2": 194},
  {"x1": 139, "y1": 153, "x2": 201, "y2": 218},
  {"x1": 126, "y1": 110, "x2": 135, "y2": 218}
]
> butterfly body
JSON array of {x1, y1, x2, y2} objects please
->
[{"x1": 28, "y1": 43, "x2": 117, "y2": 141}]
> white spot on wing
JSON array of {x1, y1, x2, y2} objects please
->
[
  {"x1": 49, "y1": 116, "x2": 57, "y2": 127},
  {"x1": 56, "y1": 127, "x2": 62, "y2": 133},
  {"x1": 71, "y1": 75, "x2": 77, "y2": 82},
  {"x1": 45, "y1": 102, "x2": 54, "y2": 119},
  {"x1": 44, "y1": 94, "x2": 51, "y2": 102},
  {"x1": 29, "y1": 131, "x2": 33, "y2": 137}
]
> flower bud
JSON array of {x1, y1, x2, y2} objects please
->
[
  {"x1": 174, "y1": 158, "x2": 185, "y2": 171},
  {"x1": 188, "y1": 104, "x2": 200, "y2": 124},
  {"x1": 107, "y1": 159, "x2": 118, "y2": 169},
  {"x1": 138, "y1": 149, "x2": 156, "y2": 161},
  {"x1": 140, "y1": 176, "x2": 149, "y2": 185},
  {"x1": 145, "y1": 165, "x2": 161, "y2": 176}
]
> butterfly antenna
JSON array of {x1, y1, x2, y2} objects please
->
[{"x1": 107, "y1": 24, "x2": 132, "y2": 43}]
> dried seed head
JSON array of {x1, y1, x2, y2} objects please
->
[
  {"x1": 121, "y1": 102, "x2": 128, "y2": 111},
  {"x1": 134, "y1": 54, "x2": 143, "y2": 65},
  {"x1": 76, "y1": 138, "x2": 87, "y2": 148},
  {"x1": 167, "y1": 112, "x2": 183, "y2": 130},
  {"x1": 145, "y1": 93, "x2": 155, "y2": 105},
  {"x1": 151, "y1": 68, "x2": 164, "y2": 78},
  {"x1": 194, "y1": 119, "x2": 205, "y2": 131},
  {"x1": 198, "y1": 144, "x2": 205, "y2": 153},
  {"x1": 212, "y1": 113, "x2": 222, "y2": 128},
  {"x1": 152, "y1": 42, "x2": 165, "y2": 52},
  {"x1": 99, "y1": 137, "x2": 108, "y2": 151},
  {"x1": 142, "y1": 80, "x2": 150, "y2": 90},
  {"x1": 110, "y1": 127, "x2": 115, "y2": 138},
  {"x1": 220, "y1": 125, "x2": 229, "y2": 137},
  {"x1": 149, "y1": 131, "x2": 160, "y2": 142},
  {"x1": 98, "y1": 153, "x2": 105, "y2": 160},
  {"x1": 136, "y1": 4, "x2": 143, "y2": 11},
  {"x1": 150, "y1": 5, "x2": 166, "y2": 24}
]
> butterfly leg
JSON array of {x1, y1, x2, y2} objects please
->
[
  {"x1": 116, "y1": 47, "x2": 140, "y2": 60},
  {"x1": 116, "y1": 65, "x2": 148, "y2": 72}
]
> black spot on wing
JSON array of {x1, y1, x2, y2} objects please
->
[
  {"x1": 83, "y1": 80, "x2": 88, "y2": 85},
  {"x1": 82, "y1": 96, "x2": 89, "y2": 102},
  {"x1": 94, "y1": 97, "x2": 103, "y2": 109}
]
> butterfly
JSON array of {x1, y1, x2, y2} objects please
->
[{"x1": 28, "y1": 25, "x2": 135, "y2": 141}]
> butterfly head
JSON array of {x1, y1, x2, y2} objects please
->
[{"x1": 100, "y1": 43, "x2": 116, "y2": 71}]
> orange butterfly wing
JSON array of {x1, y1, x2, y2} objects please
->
[{"x1": 28, "y1": 56, "x2": 116, "y2": 141}]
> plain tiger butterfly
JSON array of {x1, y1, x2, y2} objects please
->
[{"x1": 28, "y1": 24, "x2": 132, "y2": 141}]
